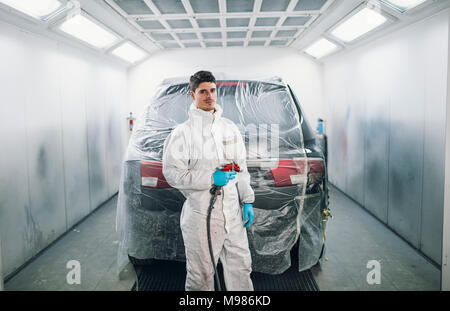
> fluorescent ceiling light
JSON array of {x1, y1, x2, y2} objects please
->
[
  {"x1": 59, "y1": 14, "x2": 120, "y2": 49},
  {"x1": 111, "y1": 42, "x2": 148, "y2": 63},
  {"x1": 304, "y1": 38, "x2": 338, "y2": 59},
  {"x1": 0, "y1": 0, "x2": 63, "y2": 19},
  {"x1": 380, "y1": 0, "x2": 427, "y2": 12},
  {"x1": 331, "y1": 7, "x2": 387, "y2": 42}
]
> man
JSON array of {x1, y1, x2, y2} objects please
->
[{"x1": 162, "y1": 71, "x2": 255, "y2": 291}]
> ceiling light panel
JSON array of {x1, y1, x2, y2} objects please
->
[
  {"x1": 176, "y1": 33, "x2": 198, "y2": 40},
  {"x1": 251, "y1": 30, "x2": 272, "y2": 38},
  {"x1": 59, "y1": 13, "x2": 120, "y2": 49},
  {"x1": 104, "y1": 0, "x2": 337, "y2": 50},
  {"x1": 152, "y1": 0, "x2": 186, "y2": 14},
  {"x1": 227, "y1": 41, "x2": 244, "y2": 46},
  {"x1": 283, "y1": 16, "x2": 311, "y2": 26},
  {"x1": 248, "y1": 41, "x2": 266, "y2": 46},
  {"x1": 260, "y1": 0, "x2": 290, "y2": 12},
  {"x1": 189, "y1": 0, "x2": 219, "y2": 13},
  {"x1": 166, "y1": 19, "x2": 192, "y2": 28},
  {"x1": 276, "y1": 30, "x2": 298, "y2": 37},
  {"x1": 330, "y1": 7, "x2": 387, "y2": 42},
  {"x1": 197, "y1": 18, "x2": 221, "y2": 28},
  {"x1": 150, "y1": 33, "x2": 174, "y2": 41},
  {"x1": 304, "y1": 38, "x2": 338, "y2": 59},
  {"x1": 184, "y1": 42, "x2": 202, "y2": 47},
  {"x1": 227, "y1": 31, "x2": 247, "y2": 39},
  {"x1": 202, "y1": 32, "x2": 221, "y2": 39},
  {"x1": 227, "y1": 0, "x2": 254, "y2": 12},
  {"x1": 205, "y1": 42, "x2": 222, "y2": 47},
  {"x1": 294, "y1": 0, "x2": 328, "y2": 11},
  {"x1": 111, "y1": 41, "x2": 147, "y2": 63},
  {"x1": 136, "y1": 20, "x2": 165, "y2": 30},
  {"x1": 270, "y1": 39, "x2": 288, "y2": 46},
  {"x1": 254, "y1": 17, "x2": 279, "y2": 26},
  {"x1": 226, "y1": 18, "x2": 250, "y2": 27},
  {"x1": 380, "y1": 0, "x2": 427, "y2": 12},
  {"x1": 112, "y1": 0, "x2": 153, "y2": 15},
  {"x1": 0, "y1": 0, "x2": 64, "y2": 20},
  {"x1": 161, "y1": 42, "x2": 181, "y2": 48}
]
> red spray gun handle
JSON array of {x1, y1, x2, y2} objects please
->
[{"x1": 220, "y1": 162, "x2": 240, "y2": 172}]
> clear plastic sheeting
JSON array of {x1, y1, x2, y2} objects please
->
[{"x1": 116, "y1": 76, "x2": 328, "y2": 275}]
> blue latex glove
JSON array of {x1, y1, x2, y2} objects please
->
[
  {"x1": 213, "y1": 169, "x2": 237, "y2": 186},
  {"x1": 243, "y1": 203, "x2": 254, "y2": 228}
]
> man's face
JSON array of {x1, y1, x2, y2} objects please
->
[{"x1": 190, "y1": 82, "x2": 217, "y2": 113}]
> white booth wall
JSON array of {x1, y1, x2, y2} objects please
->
[
  {"x1": 0, "y1": 20, "x2": 129, "y2": 278},
  {"x1": 128, "y1": 47, "x2": 326, "y2": 126},
  {"x1": 323, "y1": 9, "x2": 449, "y2": 265}
]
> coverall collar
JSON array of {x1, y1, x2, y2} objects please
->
[{"x1": 189, "y1": 102, "x2": 223, "y2": 124}]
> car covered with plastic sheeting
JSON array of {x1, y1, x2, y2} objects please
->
[{"x1": 116, "y1": 75, "x2": 330, "y2": 275}]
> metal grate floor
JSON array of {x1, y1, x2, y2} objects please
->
[{"x1": 130, "y1": 256, "x2": 319, "y2": 291}]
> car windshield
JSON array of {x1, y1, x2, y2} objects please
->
[{"x1": 132, "y1": 81, "x2": 312, "y2": 160}]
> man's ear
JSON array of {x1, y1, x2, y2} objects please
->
[{"x1": 190, "y1": 91, "x2": 195, "y2": 100}]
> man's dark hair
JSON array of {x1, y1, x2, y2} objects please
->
[{"x1": 189, "y1": 70, "x2": 216, "y2": 92}]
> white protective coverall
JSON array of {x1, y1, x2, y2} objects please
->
[{"x1": 162, "y1": 102, "x2": 255, "y2": 291}]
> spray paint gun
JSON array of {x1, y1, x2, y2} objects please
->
[
  {"x1": 209, "y1": 162, "x2": 241, "y2": 197},
  {"x1": 207, "y1": 161, "x2": 240, "y2": 291}
]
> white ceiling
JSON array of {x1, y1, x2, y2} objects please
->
[
  {"x1": 100, "y1": 0, "x2": 449, "y2": 59},
  {"x1": 0, "y1": 0, "x2": 448, "y2": 65}
]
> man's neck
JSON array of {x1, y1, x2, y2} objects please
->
[{"x1": 197, "y1": 106, "x2": 215, "y2": 114}]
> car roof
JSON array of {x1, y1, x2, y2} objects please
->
[{"x1": 160, "y1": 74, "x2": 287, "y2": 87}]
